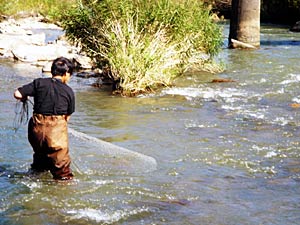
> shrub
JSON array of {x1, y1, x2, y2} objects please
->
[
  {"x1": 61, "y1": 0, "x2": 224, "y2": 95},
  {"x1": 100, "y1": 18, "x2": 188, "y2": 95}
]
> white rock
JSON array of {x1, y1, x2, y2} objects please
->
[
  {"x1": 42, "y1": 61, "x2": 53, "y2": 72},
  {"x1": 73, "y1": 54, "x2": 94, "y2": 69},
  {"x1": 12, "y1": 44, "x2": 71, "y2": 62},
  {"x1": 0, "y1": 16, "x2": 95, "y2": 71}
]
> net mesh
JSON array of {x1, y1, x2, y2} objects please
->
[{"x1": 13, "y1": 99, "x2": 33, "y2": 132}]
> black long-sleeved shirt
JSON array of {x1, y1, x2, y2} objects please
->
[{"x1": 18, "y1": 78, "x2": 75, "y2": 115}]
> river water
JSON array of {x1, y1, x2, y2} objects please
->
[{"x1": 1, "y1": 24, "x2": 300, "y2": 224}]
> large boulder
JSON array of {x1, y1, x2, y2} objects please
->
[
  {"x1": 0, "y1": 33, "x2": 46, "y2": 57},
  {"x1": 11, "y1": 44, "x2": 71, "y2": 62}
]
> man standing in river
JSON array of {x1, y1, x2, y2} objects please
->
[{"x1": 14, "y1": 57, "x2": 75, "y2": 180}]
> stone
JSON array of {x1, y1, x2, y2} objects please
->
[
  {"x1": 11, "y1": 44, "x2": 71, "y2": 62},
  {"x1": 42, "y1": 61, "x2": 53, "y2": 72},
  {"x1": 0, "y1": 16, "x2": 95, "y2": 71},
  {"x1": 211, "y1": 78, "x2": 236, "y2": 83},
  {"x1": 290, "y1": 21, "x2": 300, "y2": 32},
  {"x1": 0, "y1": 33, "x2": 46, "y2": 57},
  {"x1": 73, "y1": 54, "x2": 94, "y2": 69}
]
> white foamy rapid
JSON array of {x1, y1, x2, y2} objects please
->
[
  {"x1": 66, "y1": 206, "x2": 151, "y2": 224},
  {"x1": 162, "y1": 87, "x2": 248, "y2": 101}
]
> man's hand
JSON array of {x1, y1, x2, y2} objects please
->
[
  {"x1": 14, "y1": 90, "x2": 27, "y2": 102},
  {"x1": 14, "y1": 90, "x2": 23, "y2": 99}
]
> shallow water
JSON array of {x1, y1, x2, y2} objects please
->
[{"x1": 1, "y1": 24, "x2": 300, "y2": 224}]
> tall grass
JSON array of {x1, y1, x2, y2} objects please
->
[
  {"x1": 61, "y1": 0, "x2": 223, "y2": 95},
  {"x1": 100, "y1": 18, "x2": 189, "y2": 95}
]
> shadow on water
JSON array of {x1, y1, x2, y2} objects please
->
[{"x1": 261, "y1": 40, "x2": 300, "y2": 46}]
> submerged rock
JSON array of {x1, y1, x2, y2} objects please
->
[{"x1": 211, "y1": 78, "x2": 236, "y2": 83}]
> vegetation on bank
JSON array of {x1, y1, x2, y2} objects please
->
[
  {"x1": 0, "y1": 0, "x2": 223, "y2": 96},
  {"x1": 60, "y1": 0, "x2": 223, "y2": 95}
]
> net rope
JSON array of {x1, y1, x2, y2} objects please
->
[{"x1": 13, "y1": 99, "x2": 33, "y2": 132}]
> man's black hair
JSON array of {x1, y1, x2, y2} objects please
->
[{"x1": 51, "y1": 57, "x2": 74, "y2": 76}]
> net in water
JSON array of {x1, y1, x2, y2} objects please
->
[{"x1": 68, "y1": 128, "x2": 157, "y2": 176}]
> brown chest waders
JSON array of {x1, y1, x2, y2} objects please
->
[{"x1": 28, "y1": 114, "x2": 73, "y2": 180}]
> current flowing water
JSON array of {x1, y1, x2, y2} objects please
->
[{"x1": 1, "y1": 24, "x2": 300, "y2": 224}]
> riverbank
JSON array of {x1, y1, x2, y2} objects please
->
[{"x1": 0, "y1": 15, "x2": 94, "y2": 72}]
